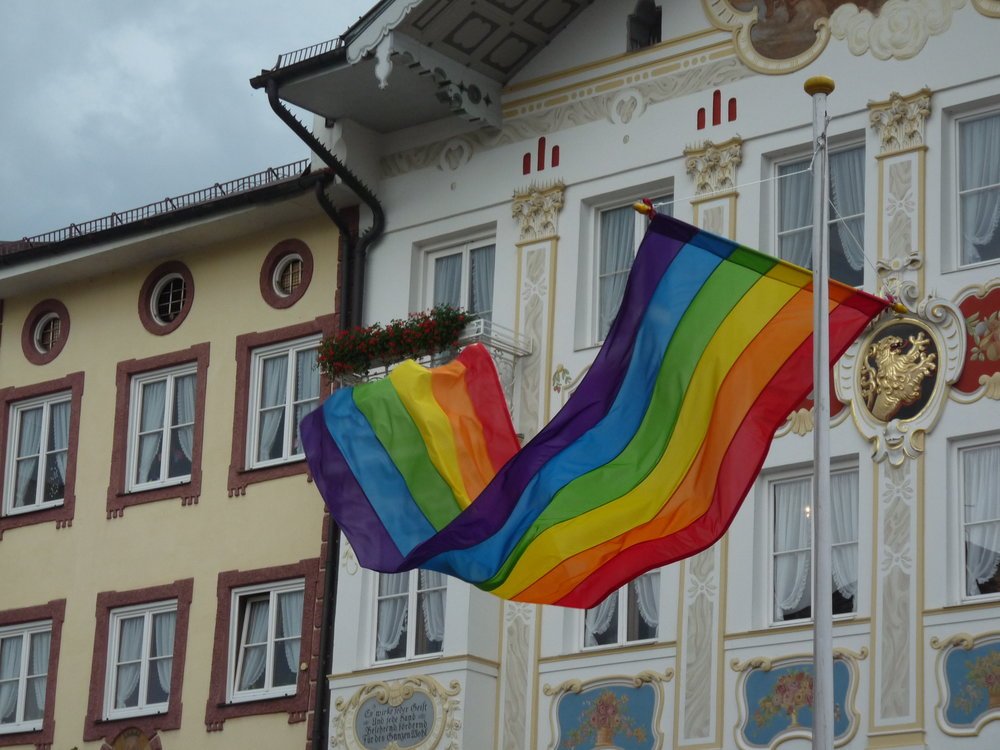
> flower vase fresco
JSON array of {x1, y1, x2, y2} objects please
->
[
  {"x1": 938, "y1": 635, "x2": 1000, "y2": 732},
  {"x1": 956, "y1": 284, "x2": 1000, "y2": 399},
  {"x1": 737, "y1": 657, "x2": 854, "y2": 748},
  {"x1": 554, "y1": 683, "x2": 658, "y2": 750}
]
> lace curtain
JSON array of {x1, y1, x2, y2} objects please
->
[
  {"x1": 433, "y1": 254, "x2": 462, "y2": 308},
  {"x1": 49, "y1": 401, "x2": 70, "y2": 498},
  {"x1": 278, "y1": 590, "x2": 304, "y2": 677},
  {"x1": 960, "y1": 114, "x2": 1000, "y2": 264},
  {"x1": 778, "y1": 160, "x2": 813, "y2": 267},
  {"x1": 27, "y1": 632, "x2": 49, "y2": 720},
  {"x1": 136, "y1": 380, "x2": 166, "y2": 484},
  {"x1": 0, "y1": 637, "x2": 21, "y2": 724},
  {"x1": 964, "y1": 443, "x2": 1000, "y2": 595},
  {"x1": 418, "y1": 570, "x2": 446, "y2": 650},
  {"x1": 173, "y1": 374, "x2": 196, "y2": 465},
  {"x1": 831, "y1": 471, "x2": 859, "y2": 601},
  {"x1": 115, "y1": 617, "x2": 144, "y2": 708},
  {"x1": 293, "y1": 350, "x2": 320, "y2": 456},
  {"x1": 153, "y1": 611, "x2": 175, "y2": 699},
  {"x1": 237, "y1": 599, "x2": 270, "y2": 691},
  {"x1": 469, "y1": 245, "x2": 495, "y2": 321},
  {"x1": 584, "y1": 593, "x2": 618, "y2": 646},
  {"x1": 632, "y1": 570, "x2": 660, "y2": 632},
  {"x1": 257, "y1": 356, "x2": 288, "y2": 462},
  {"x1": 598, "y1": 205, "x2": 636, "y2": 340},
  {"x1": 13, "y1": 407, "x2": 42, "y2": 508},
  {"x1": 829, "y1": 147, "x2": 866, "y2": 272},
  {"x1": 375, "y1": 573, "x2": 410, "y2": 661}
]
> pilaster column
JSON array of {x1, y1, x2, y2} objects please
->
[{"x1": 671, "y1": 138, "x2": 742, "y2": 750}]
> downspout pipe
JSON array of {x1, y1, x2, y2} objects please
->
[{"x1": 263, "y1": 78, "x2": 385, "y2": 750}]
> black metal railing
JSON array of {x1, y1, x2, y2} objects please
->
[{"x1": 273, "y1": 38, "x2": 343, "y2": 70}]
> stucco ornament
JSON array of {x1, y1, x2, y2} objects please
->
[
  {"x1": 830, "y1": 0, "x2": 966, "y2": 60},
  {"x1": 837, "y1": 298, "x2": 966, "y2": 465},
  {"x1": 972, "y1": 0, "x2": 1000, "y2": 16},
  {"x1": 868, "y1": 89, "x2": 932, "y2": 155},
  {"x1": 684, "y1": 137, "x2": 743, "y2": 196},
  {"x1": 511, "y1": 181, "x2": 565, "y2": 242}
]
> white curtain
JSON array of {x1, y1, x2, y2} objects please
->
[
  {"x1": 433, "y1": 254, "x2": 462, "y2": 308},
  {"x1": 773, "y1": 478, "x2": 812, "y2": 621},
  {"x1": 469, "y1": 245, "x2": 495, "y2": 321},
  {"x1": 598, "y1": 205, "x2": 636, "y2": 340},
  {"x1": 257, "y1": 356, "x2": 288, "y2": 462},
  {"x1": 115, "y1": 617, "x2": 144, "y2": 708},
  {"x1": 418, "y1": 570, "x2": 446, "y2": 647},
  {"x1": 293, "y1": 350, "x2": 320, "y2": 455},
  {"x1": 960, "y1": 114, "x2": 1000, "y2": 264},
  {"x1": 632, "y1": 571, "x2": 660, "y2": 632},
  {"x1": 174, "y1": 374, "x2": 196, "y2": 462},
  {"x1": 50, "y1": 401, "x2": 70, "y2": 493},
  {"x1": 136, "y1": 380, "x2": 166, "y2": 484},
  {"x1": 13, "y1": 407, "x2": 43, "y2": 507},
  {"x1": 153, "y1": 612, "x2": 175, "y2": 698},
  {"x1": 0, "y1": 637, "x2": 21, "y2": 723},
  {"x1": 375, "y1": 573, "x2": 410, "y2": 660},
  {"x1": 778, "y1": 160, "x2": 813, "y2": 267},
  {"x1": 26, "y1": 631, "x2": 49, "y2": 721},
  {"x1": 831, "y1": 471, "x2": 859, "y2": 600},
  {"x1": 278, "y1": 590, "x2": 304, "y2": 674},
  {"x1": 238, "y1": 599, "x2": 270, "y2": 691},
  {"x1": 584, "y1": 593, "x2": 618, "y2": 646},
  {"x1": 829, "y1": 147, "x2": 866, "y2": 271},
  {"x1": 965, "y1": 444, "x2": 1000, "y2": 595}
]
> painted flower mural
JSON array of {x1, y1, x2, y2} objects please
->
[
  {"x1": 561, "y1": 690, "x2": 646, "y2": 749},
  {"x1": 956, "y1": 649, "x2": 1000, "y2": 712},
  {"x1": 553, "y1": 682, "x2": 658, "y2": 750},
  {"x1": 937, "y1": 635, "x2": 1000, "y2": 733},
  {"x1": 753, "y1": 670, "x2": 814, "y2": 727}
]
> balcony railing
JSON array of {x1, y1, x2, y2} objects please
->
[{"x1": 273, "y1": 38, "x2": 343, "y2": 70}]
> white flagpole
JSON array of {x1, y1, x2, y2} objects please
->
[{"x1": 805, "y1": 75, "x2": 835, "y2": 750}]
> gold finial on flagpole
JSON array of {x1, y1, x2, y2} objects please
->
[
  {"x1": 804, "y1": 76, "x2": 836, "y2": 97},
  {"x1": 632, "y1": 201, "x2": 653, "y2": 216}
]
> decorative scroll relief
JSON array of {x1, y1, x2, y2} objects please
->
[
  {"x1": 544, "y1": 670, "x2": 673, "y2": 750},
  {"x1": 346, "y1": 0, "x2": 424, "y2": 63},
  {"x1": 869, "y1": 89, "x2": 932, "y2": 156},
  {"x1": 952, "y1": 281, "x2": 1000, "y2": 403},
  {"x1": 836, "y1": 300, "x2": 966, "y2": 465},
  {"x1": 877, "y1": 159, "x2": 922, "y2": 281},
  {"x1": 678, "y1": 547, "x2": 720, "y2": 744},
  {"x1": 501, "y1": 602, "x2": 533, "y2": 750},
  {"x1": 830, "y1": 0, "x2": 966, "y2": 61},
  {"x1": 331, "y1": 675, "x2": 461, "y2": 750},
  {"x1": 684, "y1": 137, "x2": 743, "y2": 196},
  {"x1": 932, "y1": 631, "x2": 1000, "y2": 736},
  {"x1": 730, "y1": 648, "x2": 867, "y2": 750},
  {"x1": 973, "y1": 0, "x2": 1000, "y2": 16},
  {"x1": 512, "y1": 182, "x2": 565, "y2": 243}
]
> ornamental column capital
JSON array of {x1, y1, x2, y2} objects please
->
[
  {"x1": 684, "y1": 137, "x2": 743, "y2": 196},
  {"x1": 868, "y1": 88, "x2": 932, "y2": 155},
  {"x1": 511, "y1": 181, "x2": 565, "y2": 243}
]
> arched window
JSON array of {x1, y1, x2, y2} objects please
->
[{"x1": 627, "y1": 0, "x2": 661, "y2": 51}]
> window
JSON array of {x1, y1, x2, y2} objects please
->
[
  {"x1": 152, "y1": 276, "x2": 186, "y2": 324},
  {"x1": 259, "y1": 239, "x2": 314, "y2": 309},
  {"x1": 138, "y1": 261, "x2": 194, "y2": 335},
  {"x1": 374, "y1": 570, "x2": 446, "y2": 662},
  {"x1": 33, "y1": 315, "x2": 61, "y2": 355},
  {"x1": 596, "y1": 197, "x2": 672, "y2": 341},
  {"x1": 776, "y1": 144, "x2": 865, "y2": 286},
  {"x1": 583, "y1": 570, "x2": 659, "y2": 647},
  {"x1": 3, "y1": 392, "x2": 70, "y2": 516},
  {"x1": 957, "y1": 111, "x2": 1000, "y2": 266},
  {"x1": 104, "y1": 602, "x2": 176, "y2": 719},
  {"x1": 770, "y1": 468, "x2": 859, "y2": 623},
  {"x1": 959, "y1": 439, "x2": 1000, "y2": 598},
  {"x1": 84, "y1": 582, "x2": 190, "y2": 744},
  {"x1": 247, "y1": 336, "x2": 320, "y2": 468},
  {"x1": 427, "y1": 239, "x2": 495, "y2": 322},
  {"x1": 126, "y1": 366, "x2": 196, "y2": 493},
  {"x1": 275, "y1": 256, "x2": 303, "y2": 297},
  {"x1": 627, "y1": 0, "x2": 661, "y2": 51},
  {"x1": 0, "y1": 621, "x2": 50, "y2": 734},
  {"x1": 107, "y1": 346, "x2": 208, "y2": 516},
  {"x1": 20, "y1": 299, "x2": 70, "y2": 365},
  {"x1": 0, "y1": 374, "x2": 82, "y2": 537},
  {"x1": 230, "y1": 581, "x2": 304, "y2": 701},
  {"x1": 205, "y1": 560, "x2": 317, "y2": 730}
]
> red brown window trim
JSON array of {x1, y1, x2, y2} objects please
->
[
  {"x1": 0, "y1": 373, "x2": 84, "y2": 540},
  {"x1": 0, "y1": 599, "x2": 65, "y2": 750},
  {"x1": 138, "y1": 261, "x2": 195, "y2": 336},
  {"x1": 20, "y1": 299, "x2": 70, "y2": 366},
  {"x1": 106, "y1": 343, "x2": 210, "y2": 518},
  {"x1": 227, "y1": 316, "x2": 336, "y2": 497},
  {"x1": 204, "y1": 559, "x2": 320, "y2": 731},
  {"x1": 259, "y1": 239, "x2": 314, "y2": 309},
  {"x1": 83, "y1": 579, "x2": 194, "y2": 744}
]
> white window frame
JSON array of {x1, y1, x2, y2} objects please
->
[
  {"x1": 227, "y1": 579, "x2": 304, "y2": 703},
  {"x1": 772, "y1": 141, "x2": 866, "y2": 287},
  {"x1": 125, "y1": 364, "x2": 197, "y2": 493},
  {"x1": 3, "y1": 391, "x2": 71, "y2": 516},
  {"x1": 0, "y1": 619, "x2": 50, "y2": 734},
  {"x1": 766, "y1": 464, "x2": 860, "y2": 627},
  {"x1": 954, "y1": 434, "x2": 1000, "y2": 603},
  {"x1": 581, "y1": 569, "x2": 660, "y2": 650},
  {"x1": 372, "y1": 570, "x2": 447, "y2": 664},
  {"x1": 246, "y1": 335, "x2": 321, "y2": 469},
  {"x1": 103, "y1": 600, "x2": 176, "y2": 720},
  {"x1": 953, "y1": 106, "x2": 1000, "y2": 270},
  {"x1": 589, "y1": 193, "x2": 673, "y2": 346},
  {"x1": 423, "y1": 234, "x2": 497, "y2": 322}
]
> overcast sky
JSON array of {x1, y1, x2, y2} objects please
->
[{"x1": 0, "y1": 0, "x2": 374, "y2": 240}]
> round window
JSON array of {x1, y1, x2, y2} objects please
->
[
  {"x1": 21, "y1": 299, "x2": 70, "y2": 365},
  {"x1": 34, "y1": 312, "x2": 62, "y2": 353},
  {"x1": 273, "y1": 254, "x2": 304, "y2": 297},
  {"x1": 138, "y1": 261, "x2": 194, "y2": 335},
  {"x1": 260, "y1": 239, "x2": 313, "y2": 309}
]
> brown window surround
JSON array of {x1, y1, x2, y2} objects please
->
[
  {"x1": 83, "y1": 579, "x2": 193, "y2": 744},
  {"x1": 0, "y1": 600, "x2": 66, "y2": 750},
  {"x1": 259, "y1": 239, "x2": 314, "y2": 310},
  {"x1": 204, "y1": 559, "x2": 319, "y2": 731},
  {"x1": 0, "y1": 373, "x2": 84, "y2": 540},
  {"x1": 106, "y1": 344, "x2": 210, "y2": 519},
  {"x1": 227, "y1": 316, "x2": 336, "y2": 497},
  {"x1": 21, "y1": 299, "x2": 70, "y2": 366},
  {"x1": 138, "y1": 261, "x2": 195, "y2": 336}
]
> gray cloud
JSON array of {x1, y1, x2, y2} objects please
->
[{"x1": 0, "y1": 0, "x2": 373, "y2": 239}]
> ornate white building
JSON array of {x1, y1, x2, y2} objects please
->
[{"x1": 254, "y1": 1, "x2": 1000, "y2": 748}]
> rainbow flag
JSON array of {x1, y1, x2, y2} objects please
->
[{"x1": 301, "y1": 214, "x2": 887, "y2": 608}]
